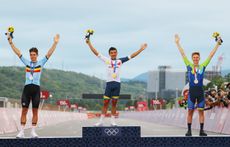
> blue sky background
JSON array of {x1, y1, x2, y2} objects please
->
[{"x1": 0, "y1": 0, "x2": 229, "y2": 79}]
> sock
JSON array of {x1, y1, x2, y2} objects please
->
[
  {"x1": 200, "y1": 123, "x2": 204, "y2": 131},
  {"x1": 188, "y1": 123, "x2": 191, "y2": 131},
  {"x1": 111, "y1": 115, "x2": 116, "y2": 124},
  {"x1": 20, "y1": 125, "x2": 25, "y2": 132},
  {"x1": 31, "y1": 125, "x2": 36, "y2": 132},
  {"x1": 99, "y1": 114, "x2": 105, "y2": 123}
]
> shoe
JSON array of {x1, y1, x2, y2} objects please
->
[
  {"x1": 110, "y1": 115, "x2": 117, "y2": 126},
  {"x1": 199, "y1": 130, "x2": 207, "y2": 136},
  {"x1": 110, "y1": 122, "x2": 118, "y2": 126},
  {"x1": 31, "y1": 130, "x2": 39, "y2": 138},
  {"x1": 94, "y1": 122, "x2": 103, "y2": 127},
  {"x1": 16, "y1": 130, "x2": 25, "y2": 138},
  {"x1": 185, "y1": 130, "x2": 192, "y2": 136}
]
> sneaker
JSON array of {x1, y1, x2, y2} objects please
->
[
  {"x1": 185, "y1": 130, "x2": 192, "y2": 136},
  {"x1": 16, "y1": 131, "x2": 25, "y2": 138},
  {"x1": 94, "y1": 122, "x2": 103, "y2": 127},
  {"x1": 31, "y1": 130, "x2": 39, "y2": 138},
  {"x1": 110, "y1": 122, "x2": 118, "y2": 127},
  {"x1": 110, "y1": 115, "x2": 117, "y2": 126},
  {"x1": 199, "y1": 130, "x2": 207, "y2": 136}
]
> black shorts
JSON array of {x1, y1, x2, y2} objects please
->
[{"x1": 21, "y1": 84, "x2": 40, "y2": 108}]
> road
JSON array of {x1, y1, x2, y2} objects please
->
[{"x1": 0, "y1": 117, "x2": 222, "y2": 138}]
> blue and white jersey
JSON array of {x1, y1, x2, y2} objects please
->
[{"x1": 20, "y1": 55, "x2": 48, "y2": 86}]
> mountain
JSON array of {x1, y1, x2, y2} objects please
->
[
  {"x1": 121, "y1": 72, "x2": 148, "y2": 83},
  {"x1": 123, "y1": 68, "x2": 230, "y2": 83},
  {"x1": 0, "y1": 66, "x2": 146, "y2": 99},
  {"x1": 132, "y1": 72, "x2": 148, "y2": 83}
]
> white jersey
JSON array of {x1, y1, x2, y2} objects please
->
[{"x1": 98, "y1": 53, "x2": 131, "y2": 83}]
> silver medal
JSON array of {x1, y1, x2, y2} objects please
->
[{"x1": 194, "y1": 67, "x2": 199, "y2": 84}]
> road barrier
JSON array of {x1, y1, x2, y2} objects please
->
[
  {"x1": 0, "y1": 108, "x2": 88, "y2": 134},
  {"x1": 120, "y1": 106, "x2": 230, "y2": 134}
]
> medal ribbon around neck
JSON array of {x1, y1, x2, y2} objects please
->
[
  {"x1": 111, "y1": 60, "x2": 117, "y2": 79},
  {"x1": 194, "y1": 66, "x2": 199, "y2": 82},
  {"x1": 30, "y1": 62, "x2": 36, "y2": 79}
]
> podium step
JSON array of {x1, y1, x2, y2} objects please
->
[{"x1": 82, "y1": 126, "x2": 140, "y2": 138}]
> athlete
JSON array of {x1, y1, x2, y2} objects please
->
[
  {"x1": 175, "y1": 34, "x2": 222, "y2": 136},
  {"x1": 86, "y1": 36, "x2": 147, "y2": 126},
  {"x1": 7, "y1": 33, "x2": 60, "y2": 138}
]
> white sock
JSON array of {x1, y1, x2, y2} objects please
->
[
  {"x1": 31, "y1": 125, "x2": 36, "y2": 132},
  {"x1": 99, "y1": 114, "x2": 105, "y2": 123},
  {"x1": 111, "y1": 115, "x2": 115, "y2": 124},
  {"x1": 20, "y1": 125, "x2": 25, "y2": 132}
]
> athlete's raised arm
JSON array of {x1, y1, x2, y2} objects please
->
[
  {"x1": 46, "y1": 34, "x2": 60, "y2": 59},
  {"x1": 86, "y1": 39, "x2": 99, "y2": 56},
  {"x1": 7, "y1": 33, "x2": 21, "y2": 57},
  {"x1": 208, "y1": 39, "x2": 222, "y2": 60},
  {"x1": 175, "y1": 34, "x2": 187, "y2": 58},
  {"x1": 130, "y1": 43, "x2": 147, "y2": 59}
]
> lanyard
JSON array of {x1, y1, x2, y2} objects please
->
[
  {"x1": 30, "y1": 62, "x2": 36, "y2": 76},
  {"x1": 111, "y1": 60, "x2": 117, "y2": 73},
  {"x1": 194, "y1": 66, "x2": 199, "y2": 74},
  {"x1": 194, "y1": 66, "x2": 199, "y2": 79}
]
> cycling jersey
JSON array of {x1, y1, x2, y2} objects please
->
[{"x1": 20, "y1": 55, "x2": 48, "y2": 86}]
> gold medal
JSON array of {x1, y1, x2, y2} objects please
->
[{"x1": 112, "y1": 73, "x2": 117, "y2": 79}]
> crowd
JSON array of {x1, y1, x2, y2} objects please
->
[{"x1": 178, "y1": 82, "x2": 230, "y2": 110}]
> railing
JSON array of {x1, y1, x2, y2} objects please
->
[
  {"x1": 0, "y1": 108, "x2": 88, "y2": 135},
  {"x1": 120, "y1": 106, "x2": 230, "y2": 134}
]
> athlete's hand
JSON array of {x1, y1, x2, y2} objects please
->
[
  {"x1": 86, "y1": 39, "x2": 90, "y2": 44},
  {"x1": 140, "y1": 43, "x2": 147, "y2": 50},
  {"x1": 175, "y1": 34, "x2": 180, "y2": 44},
  {"x1": 7, "y1": 33, "x2": 13, "y2": 43},
  {"x1": 54, "y1": 34, "x2": 60, "y2": 43},
  {"x1": 217, "y1": 36, "x2": 223, "y2": 45}
]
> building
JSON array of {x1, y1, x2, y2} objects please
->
[
  {"x1": 147, "y1": 66, "x2": 186, "y2": 99},
  {"x1": 147, "y1": 65, "x2": 221, "y2": 99}
]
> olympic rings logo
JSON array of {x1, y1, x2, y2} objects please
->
[{"x1": 104, "y1": 128, "x2": 120, "y2": 136}]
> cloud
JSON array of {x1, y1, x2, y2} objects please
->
[{"x1": 0, "y1": 0, "x2": 229, "y2": 78}]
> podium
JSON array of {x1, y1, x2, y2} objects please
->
[
  {"x1": 2, "y1": 126, "x2": 230, "y2": 147},
  {"x1": 82, "y1": 126, "x2": 141, "y2": 138}
]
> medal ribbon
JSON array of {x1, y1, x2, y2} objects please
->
[
  {"x1": 194, "y1": 66, "x2": 199, "y2": 81},
  {"x1": 111, "y1": 60, "x2": 117, "y2": 73},
  {"x1": 30, "y1": 62, "x2": 36, "y2": 78}
]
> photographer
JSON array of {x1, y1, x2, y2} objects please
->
[{"x1": 204, "y1": 83, "x2": 230, "y2": 109}]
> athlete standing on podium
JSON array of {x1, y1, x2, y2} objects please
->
[
  {"x1": 86, "y1": 31, "x2": 147, "y2": 126},
  {"x1": 7, "y1": 32, "x2": 60, "y2": 138},
  {"x1": 175, "y1": 34, "x2": 222, "y2": 136}
]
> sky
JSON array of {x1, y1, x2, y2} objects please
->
[{"x1": 0, "y1": 0, "x2": 229, "y2": 79}]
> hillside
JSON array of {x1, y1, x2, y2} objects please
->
[{"x1": 0, "y1": 66, "x2": 146, "y2": 100}]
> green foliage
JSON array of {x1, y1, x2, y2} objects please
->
[
  {"x1": 204, "y1": 75, "x2": 228, "y2": 90},
  {"x1": 0, "y1": 66, "x2": 146, "y2": 110}
]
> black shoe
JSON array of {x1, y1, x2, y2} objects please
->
[
  {"x1": 185, "y1": 130, "x2": 192, "y2": 136},
  {"x1": 199, "y1": 130, "x2": 207, "y2": 136}
]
